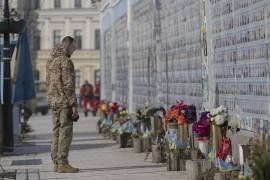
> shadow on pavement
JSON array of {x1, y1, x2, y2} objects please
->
[
  {"x1": 80, "y1": 164, "x2": 166, "y2": 172},
  {"x1": 3, "y1": 142, "x2": 116, "y2": 156},
  {"x1": 25, "y1": 131, "x2": 99, "y2": 141},
  {"x1": 26, "y1": 137, "x2": 107, "y2": 145}
]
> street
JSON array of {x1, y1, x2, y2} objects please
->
[{"x1": 0, "y1": 113, "x2": 186, "y2": 180}]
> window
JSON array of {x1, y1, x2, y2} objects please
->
[
  {"x1": 74, "y1": 30, "x2": 82, "y2": 49},
  {"x1": 34, "y1": 0, "x2": 40, "y2": 9},
  {"x1": 34, "y1": 30, "x2": 41, "y2": 50},
  {"x1": 95, "y1": 29, "x2": 100, "y2": 49},
  {"x1": 95, "y1": 69, "x2": 100, "y2": 83},
  {"x1": 75, "y1": 0, "x2": 81, "y2": 8},
  {"x1": 53, "y1": 30, "x2": 61, "y2": 47},
  {"x1": 54, "y1": 0, "x2": 61, "y2": 8},
  {"x1": 34, "y1": 70, "x2": 40, "y2": 80},
  {"x1": 75, "y1": 70, "x2": 81, "y2": 88}
]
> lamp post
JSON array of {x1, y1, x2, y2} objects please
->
[
  {"x1": 0, "y1": 0, "x2": 25, "y2": 152},
  {"x1": 2, "y1": 0, "x2": 13, "y2": 151}
]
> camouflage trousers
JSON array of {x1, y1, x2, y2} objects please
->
[{"x1": 51, "y1": 107, "x2": 73, "y2": 165}]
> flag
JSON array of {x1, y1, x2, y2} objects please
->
[{"x1": 12, "y1": 29, "x2": 36, "y2": 103}]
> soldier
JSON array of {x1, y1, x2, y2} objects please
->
[{"x1": 46, "y1": 36, "x2": 79, "y2": 173}]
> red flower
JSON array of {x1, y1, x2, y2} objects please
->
[
  {"x1": 217, "y1": 137, "x2": 231, "y2": 160},
  {"x1": 177, "y1": 116, "x2": 187, "y2": 125},
  {"x1": 165, "y1": 110, "x2": 172, "y2": 125}
]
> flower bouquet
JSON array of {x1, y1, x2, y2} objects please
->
[
  {"x1": 208, "y1": 105, "x2": 234, "y2": 172},
  {"x1": 165, "y1": 101, "x2": 198, "y2": 150},
  {"x1": 111, "y1": 107, "x2": 130, "y2": 135},
  {"x1": 97, "y1": 100, "x2": 108, "y2": 132},
  {"x1": 192, "y1": 111, "x2": 210, "y2": 156},
  {"x1": 101, "y1": 101, "x2": 119, "y2": 130},
  {"x1": 110, "y1": 102, "x2": 120, "y2": 124},
  {"x1": 135, "y1": 105, "x2": 163, "y2": 139}
]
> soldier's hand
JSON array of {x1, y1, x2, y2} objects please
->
[{"x1": 72, "y1": 107, "x2": 79, "y2": 119}]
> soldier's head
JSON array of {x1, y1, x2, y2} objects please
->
[{"x1": 62, "y1": 36, "x2": 76, "y2": 58}]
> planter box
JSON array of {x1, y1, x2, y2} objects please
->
[
  {"x1": 179, "y1": 159, "x2": 186, "y2": 171},
  {"x1": 97, "y1": 119, "x2": 102, "y2": 134},
  {"x1": 142, "y1": 137, "x2": 152, "y2": 152},
  {"x1": 133, "y1": 137, "x2": 143, "y2": 153},
  {"x1": 152, "y1": 144, "x2": 162, "y2": 163},
  {"x1": 152, "y1": 144, "x2": 166, "y2": 163},
  {"x1": 111, "y1": 131, "x2": 118, "y2": 141},
  {"x1": 116, "y1": 134, "x2": 120, "y2": 144},
  {"x1": 108, "y1": 130, "x2": 112, "y2": 140},
  {"x1": 191, "y1": 150, "x2": 198, "y2": 160},
  {"x1": 98, "y1": 124, "x2": 102, "y2": 134},
  {"x1": 101, "y1": 127, "x2": 110, "y2": 139},
  {"x1": 214, "y1": 172, "x2": 234, "y2": 180},
  {"x1": 118, "y1": 133, "x2": 132, "y2": 148},
  {"x1": 186, "y1": 160, "x2": 212, "y2": 180},
  {"x1": 167, "y1": 150, "x2": 186, "y2": 171},
  {"x1": 167, "y1": 150, "x2": 178, "y2": 171},
  {"x1": 103, "y1": 131, "x2": 110, "y2": 139}
]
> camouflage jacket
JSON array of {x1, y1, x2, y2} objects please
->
[{"x1": 46, "y1": 44, "x2": 77, "y2": 108}]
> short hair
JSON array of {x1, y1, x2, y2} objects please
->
[{"x1": 62, "y1": 36, "x2": 75, "y2": 44}]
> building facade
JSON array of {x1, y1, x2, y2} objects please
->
[{"x1": 30, "y1": 0, "x2": 101, "y2": 92}]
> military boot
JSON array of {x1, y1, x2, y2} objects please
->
[
  {"x1": 52, "y1": 161, "x2": 58, "y2": 172},
  {"x1": 57, "y1": 163, "x2": 79, "y2": 173},
  {"x1": 53, "y1": 163, "x2": 58, "y2": 172}
]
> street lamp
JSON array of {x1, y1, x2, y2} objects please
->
[{"x1": 1, "y1": 0, "x2": 25, "y2": 151}]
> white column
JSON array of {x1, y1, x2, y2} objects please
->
[
  {"x1": 65, "y1": 18, "x2": 71, "y2": 36},
  {"x1": 44, "y1": 18, "x2": 50, "y2": 49},
  {"x1": 127, "y1": 0, "x2": 133, "y2": 112},
  {"x1": 70, "y1": 0, "x2": 74, "y2": 8},
  {"x1": 111, "y1": 9, "x2": 116, "y2": 102},
  {"x1": 205, "y1": 0, "x2": 215, "y2": 109},
  {"x1": 85, "y1": 17, "x2": 91, "y2": 49},
  {"x1": 100, "y1": 15, "x2": 106, "y2": 99}
]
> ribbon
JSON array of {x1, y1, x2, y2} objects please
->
[
  {"x1": 217, "y1": 137, "x2": 231, "y2": 160},
  {"x1": 178, "y1": 124, "x2": 189, "y2": 145},
  {"x1": 211, "y1": 124, "x2": 222, "y2": 152}
]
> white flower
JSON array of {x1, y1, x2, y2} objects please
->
[
  {"x1": 214, "y1": 114, "x2": 225, "y2": 125},
  {"x1": 118, "y1": 107, "x2": 123, "y2": 111},
  {"x1": 210, "y1": 108, "x2": 219, "y2": 116},
  {"x1": 217, "y1": 105, "x2": 227, "y2": 114},
  {"x1": 211, "y1": 105, "x2": 228, "y2": 116}
]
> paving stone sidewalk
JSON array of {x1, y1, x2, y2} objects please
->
[{"x1": 0, "y1": 113, "x2": 187, "y2": 180}]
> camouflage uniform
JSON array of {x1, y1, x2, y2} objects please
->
[{"x1": 46, "y1": 44, "x2": 77, "y2": 165}]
